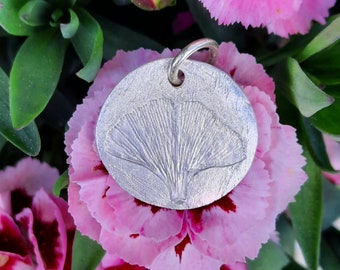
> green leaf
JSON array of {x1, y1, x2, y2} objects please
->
[
  {"x1": 10, "y1": 29, "x2": 68, "y2": 129},
  {"x1": 271, "y1": 57, "x2": 334, "y2": 117},
  {"x1": 45, "y1": 0, "x2": 76, "y2": 8},
  {"x1": 282, "y1": 261, "x2": 307, "y2": 270},
  {"x1": 320, "y1": 238, "x2": 340, "y2": 270},
  {"x1": 50, "y1": 8, "x2": 63, "y2": 23},
  {"x1": 289, "y1": 143, "x2": 322, "y2": 270},
  {"x1": 259, "y1": 20, "x2": 328, "y2": 67},
  {"x1": 60, "y1": 9, "x2": 79, "y2": 39},
  {"x1": 0, "y1": 0, "x2": 35, "y2": 35},
  {"x1": 0, "y1": 27, "x2": 7, "y2": 36},
  {"x1": 321, "y1": 228, "x2": 340, "y2": 270},
  {"x1": 276, "y1": 215, "x2": 296, "y2": 257},
  {"x1": 97, "y1": 16, "x2": 163, "y2": 61},
  {"x1": 310, "y1": 86, "x2": 340, "y2": 136},
  {"x1": 71, "y1": 8, "x2": 103, "y2": 82},
  {"x1": 72, "y1": 231, "x2": 105, "y2": 270},
  {"x1": 18, "y1": 0, "x2": 52, "y2": 27},
  {"x1": 300, "y1": 117, "x2": 334, "y2": 171},
  {"x1": 53, "y1": 170, "x2": 69, "y2": 196},
  {"x1": 301, "y1": 43, "x2": 340, "y2": 85},
  {"x1": 0, "y1": 66, "x2": 40, "y2": 155},
  {"x1": 0, "y1": 135, "x2": 6, "y2": 151},
  {"x1": 247, "y1": 241, "x2": 289, "y2": 270},
  {"x1": 321, "y1": 178, "x2": 340, "y2": 230},
  {"x1": 297, "y1": 15, "x2": 340, "y2": 62}
]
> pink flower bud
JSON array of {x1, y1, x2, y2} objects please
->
[{"x1": 132, "y1": 0, "x2": 176, "y2": 11}]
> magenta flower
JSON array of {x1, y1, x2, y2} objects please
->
[
  {"x1": 198, "y1": 0, "x2": 336, "y2": 37},
  {"x1": 0, "y1": 158, "x2": 75, "y2": 270},
  {"x1": 323, "y1": 135, "x2": 340, "y2": 185},
  {"x1": 65, "y1": 42, "x2": 307, "y2": 269}
]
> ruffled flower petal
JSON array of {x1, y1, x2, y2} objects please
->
[
  {"x1": 0, "y1": 158, "x2": 75, "y2": 270},
  {"x1": 97, "y1": 251, "x2": 247, "y2": 270},
  {"x1": 244, "y1": 86, "x2": 306, "y2": 213},
  {"x1": 0, "y1": 158, "x2": 59, "y2": 216},
  {"x1": 16, "y1": 208, "x2": 46, "y2": 270},
  {"x1": 0, "y1": 252, "x2": 34, "y2": 270},
  {"x1": 68, "y1": 182, "x2": 102, "y2": 241},
  {"x1": 198, "y1": 0, "x2": 335, "y2": 37},
  {"x1": 268, "y1": 0, "x2": 336, "y2": 37},
  {"x1": 16, "y1": 189, "x2": 68, "y2": 270},
  {"x1": 0, "y1": 210, "x2": 31, "y2": 265},
  {"x1": 0, "y1": 158, "x2": 58, "y2": 197},
  {"x1": 215, "y1": 43, "x2": 275, "y2": 101},
  {"x1": 187, "y1": 158, "x2": 272, "y2": 263},
  {"x1": 150, "y1": 237, "x2": 223, "y2": 270},
  {"x1": 97, "y1": 253, "x2": 147, "y2": 270},
  {"x1": 105, "y1": 181, "x2": 184, "y2": 241},
  {"x1": 98, "y1": 226, "x2": 184, "y2": 266}
]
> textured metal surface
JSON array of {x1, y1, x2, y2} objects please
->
[{"x1": 96, "y1": 58, "x2": 258, "y2": 210}]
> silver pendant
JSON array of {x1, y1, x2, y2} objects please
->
[{"x1": 96, "y1": 39, "x2": 258, "y2": 210}]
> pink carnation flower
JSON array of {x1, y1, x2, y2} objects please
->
[
  {"x1": 96, "y1": 253, "x2": 147, "y2": 270},
  {"x1": 0, "y1": 158, "x2": 75, "y2": 270},
  {"x1": 323, "y1": 135, "x2": 340, "y2": 185},
  {"x1": 198, "y1": 0, "x2": 336, "y2": 37},
  {"x1": 65, "y1": 42, "x2": 307, "y2": 269},
  {"x1": 96, "y1": 252, "x2": 247, "y2": 270}
]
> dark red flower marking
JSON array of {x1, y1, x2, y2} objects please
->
[
  {"x1": 105, "y1": 262, "x2": 147, "y2": 270},
  {"x1": 174, "y1": 234, "x2": 191, "y2": 262},
  {"x1": 0, "y1": 215, "x2": 28, "y2": 257},
  {"x1": 220, "y1": 265, "x2": 232, "y2": 270},
  {"x1": 129, "y1": 233, "x2": 139, "y2": 239},
  {"x1": 11, "y1": 189, "x2": 32, "y2": 216},
  {"x1": 93, "y1": 162, "x2": 108, "y2": 174},
  {"x1": 33, "y1": 219, "x2": 62, "y2": 269},
  {"x1": 190, "y1": 193, "x2": 236, "y2": 232},
  {"x1": 134, "y1": 198, "x2": 162, "y2": 215},
  {"x1": 102, "y1": 186, "x2": 110, "y2": 199},
  {"x1": 63, "y1": 229, "x2": 75, "y2": 270},
  {"x1": 214, "y1": 195, "x2": 236, "y2": 213},
  {"x1": 190, "y1": 208, "x2": 204, "y2": 232},
  {"x1": 229, "y1": 67, "x2": 237, "y2": 77}
]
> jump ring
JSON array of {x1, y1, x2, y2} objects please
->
[{"x1": 168, "y1": 38, "x2": 219, "y2": 86}]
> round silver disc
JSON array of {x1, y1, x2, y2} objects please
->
[{"x1": 96, "y1": 58, "x2": 258, "y2": 210}]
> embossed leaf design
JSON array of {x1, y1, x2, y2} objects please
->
[{"x1": 105, "y1": 98, "x2": 245, "y2": 203}]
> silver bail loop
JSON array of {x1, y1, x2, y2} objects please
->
[{"x1": 168, "y1": 38, "x2": 219, "y2": 86}]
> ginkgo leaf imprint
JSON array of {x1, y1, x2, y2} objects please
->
[{"x1": 104, "y1": 98, "x2": 246, "y2": 204}]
